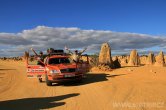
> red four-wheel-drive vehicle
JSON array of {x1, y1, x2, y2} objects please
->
[{"x1": 25, "y1": 49, "x2": 89, "y2": 86}]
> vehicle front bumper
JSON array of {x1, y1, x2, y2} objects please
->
[{"x1": 47, "y1": 73, "x2": 83, "y2": 82}]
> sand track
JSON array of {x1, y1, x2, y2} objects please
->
[{"x1": 0, "y1": 61, "x2": 166, "y2": 110}]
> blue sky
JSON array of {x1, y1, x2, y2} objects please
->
[
  {"x1": 0, "y1": 0, "x2": 166, "y2": 56},
  {"x1": 0, "y1": 0, "x2": 166, "y2": 35}
]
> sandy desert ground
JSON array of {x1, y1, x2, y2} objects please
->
[{"x1": 0, "y1": 61, "x2": 166, "y2": 110}]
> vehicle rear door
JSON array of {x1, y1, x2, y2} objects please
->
[
  {"x1": 77, "y1": 55, "x2": 90, "y2": 73},
  {"x1": 27, "y1": 65, "x2": 45, "y2": 78},
  {"x1": 25, "y1": 55, "x2": 46, "y2": 78}
]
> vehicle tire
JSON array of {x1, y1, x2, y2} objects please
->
[
  {"x1": 38, "y1": 78, "x2": 42, "y2": 82},
  {"x1": 76, "y1": 79, "x2": 83, "y2": 83},
  {"x1": 45, "y1": 75, "x2": 52, "y2": 86},
  {"x1": 75, "y1": 76, "x2": 83, "y2": 83}
]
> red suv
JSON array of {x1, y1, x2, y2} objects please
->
[{"x1": 26, "y1": 52, "x2": 89, "y2": 86}]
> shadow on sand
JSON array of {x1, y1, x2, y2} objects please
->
[
  {"x1": 0, "y1": 93, "x2": 79, "y2": 110},
  {"x1": 0, "y1": 69, "x2": 16, "y2": 71},
  {"x1": 52, "y1": 73, "x2": 127, "y2": 86}
]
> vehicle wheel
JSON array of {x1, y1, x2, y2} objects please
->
[
  {"x1": 38, "y1": 77, "x2": 42, "y2": 82},
  {"x1": 76, "y1": 79, "x2": 82, "y2": 83},
  {"x1": 75, "y1": 77, "x2": 83, "y2": 83},
  {"x1": 45, "y1": 75, "x2": 52, "y2": 86}
]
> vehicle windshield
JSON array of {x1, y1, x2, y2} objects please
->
[{"x1": 48, "y1": 58, "x2": 70, "y2": 64}]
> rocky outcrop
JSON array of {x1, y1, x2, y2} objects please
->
[
  {"x1": 98, "y1": 42, "x2": 121, "y2": 69},
  {"x1": 146, "y1": 52, "x2": 155, "y2": 65},
  {"x1": 140, "y1": 55, "x2": 147, "y2": 65},
  {"x1": 128, "y1": 50, "x2": 140, "y2": 66},
  {"x1": 99, "y1": 42, "x2": 114, "y2": 67},
  {"x1": 154, "y1": 51, "x2": 165, "y2": 66}
]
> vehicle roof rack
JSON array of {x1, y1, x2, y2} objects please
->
[{"x1": 49, "y1": 49, "x2": 65, "y2": 56}]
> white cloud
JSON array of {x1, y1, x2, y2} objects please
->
[{"x1": 0, "y1": 26, "x2": 166, "y2": 56}]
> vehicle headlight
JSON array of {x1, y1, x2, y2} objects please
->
[{"x1": 50, "y1": 70, "x2": 60, "y2": 74}]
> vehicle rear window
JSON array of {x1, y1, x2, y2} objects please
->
[{"x1": 48, "y1": 58, "x2": 70, "y2": 64}]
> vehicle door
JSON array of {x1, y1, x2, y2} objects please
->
[
  {"x1": 25, "y1": 53, "x2": 46, "y2": 78},
  {"x1": 77, "y1": 55, "x2": 90, "y2": 73}
]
